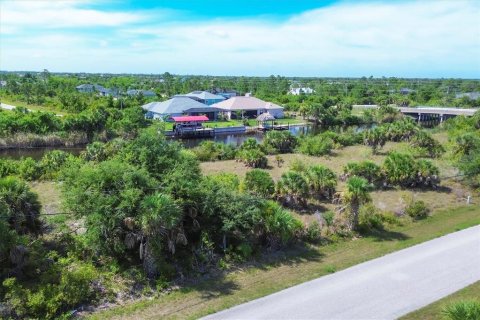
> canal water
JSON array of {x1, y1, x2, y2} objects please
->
[{"x1": 0, "y1": 124, "x2": 372, "y2": 160}]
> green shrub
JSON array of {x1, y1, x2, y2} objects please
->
[
  {"x1": 261, "y1": 201, "x2": 302, "y2": 246},
  {"x1": 236, "y1": 243, "x2": 253, "y2": 259},
  {"x1": 343, "y1": 161, "x2": 383, "y2": 186},
  {"x1": 192, "y1": 141, "x2": 218, "y2": 161},
  {"x1": 18, "y1": 157, "x2": 43, "y2": 180},
  {"x1": 304, "y1": 221, "x2": 322, "y2": 243},
  {"x1": 262, "y1": 131, "x2": 298, "y2": 154},
  {"x1": 405, "y1": 200, "x2": 429, "y2": 220},
  {"x1": 289, "y1": 158, "x2": 307, "y2": 172},
  {"x1": 383, "y1": 152, "x2": 440, "y2": 188},
  {"x1": 322, "y1": 211, "x2": 335, "y2": 227},
  {"x1": 321, "y1": 130, "x2": 361, "y2": 147},
  {"x1": 192, "y1": 141, "x2": 237, "y2": 161},
  {"x1": 244, "y1": 169, "x2": 275, "y2": 198},
  {"x1": 276, "y1": 171, "x2": 309, "y2": 205},
  {"x1": 40, "y1": 150, "x2": 70, "y2": 179},
  {"x1": 442, "y1": 300, "x2": 480, "y2": 320},
  {"x1": 358, "y1": 203, "x2": 384, "y2": 233},
  {"x1": 296, "y1": 135, "x2": 334, "y2": 156},
  {"x1": 304, "y1": 165, "x2": 337, "y2": 199},
  {"x1": 206, "y1": 173, "x2": 240, "y2": 191},
  {"x1": 82, "y1": 141, "x2": 107, "y2": 162},
  {"x1": 0, "y1": 159, "x2": 18, "y2": 178},
  {"x1": 2, "y1": 259, "x2": 100, "y2": 319},
  {"x1": 409, "y1": 130, "x2": 445, "y2": 158},
  {"x1": 237, "y1": 149, "x2": 268, "y2": 168}
]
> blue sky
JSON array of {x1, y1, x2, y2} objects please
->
[{"x1": 1, "y1": 0, "x2": 479, "y2": 78}]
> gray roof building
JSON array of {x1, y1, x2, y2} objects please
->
[
  {"x1": 141, "y1": 97, "x2": 208, "y2": 117},
  {"x1": 127, "y1": 89, "x2": 156, "y2": 97},
  {"x1": 456, "y1": 92, "x2": 480, "y2": 100}
]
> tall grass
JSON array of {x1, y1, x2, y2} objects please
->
[{"x1": 0, "y1": 132, "x2": 89, "y2": 149}]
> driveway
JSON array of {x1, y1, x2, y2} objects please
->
[{"x1": 203, "y1": 225, "x2": 480, "y2": 319}]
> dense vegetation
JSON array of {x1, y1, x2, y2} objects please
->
[
  {"x1": 1, "y1": 72, "x2": 479, "y2": 114},
  {"x1": 1, "y1": 72, "x2": 479, "y2": 318}
]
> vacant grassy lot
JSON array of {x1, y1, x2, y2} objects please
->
[
  {"x1": 30, "y1": 181, "x2": 62, "y2": 215},
  {"x1": 89, "y1": 205, "x2": 480, "y2": 320},
  {"x1": 0, "y1": 96, "x2": 71, "y2": 115},
  {"x1": 401, "y1": 281, "x2": 480, "y2": 320},
  {"x1": 200, "y1": 141, "x2": 473, "y2": 224}
]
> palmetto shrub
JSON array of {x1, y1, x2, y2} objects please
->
[
  {"x1": 262, "y1": 130, "x2": 298, "y2": 154},
  {"x1": 276, "y1": 171, "x2": 309, "y2": 205},
  {"x1": 363, "y1": 127, "x2": 387, "y2": 154},
  {"x1": 382, "y1": 152, "x2": 440, "y2": 188},
  {"x1": 304, "y1": 165, "x2": 337, "y2": 199},
  {"x1": 342, "y1": 161, "x2": 384, "y2": 186},
  {"x1": 237, "y1": 149, "x2": 268, "y2": 168},
  {"x1": 405, "y1": 200, "x2": 429, "y2": 220},
  {"x1": 409, "y1": 130, "x2": 445, "y2": 158},
  {"x1": 244, "y1": 169, "x2": 275, "y2": 198},
  {"x1": 296, "y1": 135, "x2": 334, "y2": 156},
  {"x1": 442, "y1": 300, "x2": 480, "y2": 320}
]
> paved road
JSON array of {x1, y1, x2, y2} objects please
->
[{"x1": 204, "y1": 225, "x2": 480, "y2": 320}]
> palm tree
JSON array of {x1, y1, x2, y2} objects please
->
[
  {"x1": 140, "y1": 193, "x2": 184, "y2": 278},
  {"x1": 304, "y1": 165, "x2": 337, "y2": 199},
  {"x1": 363, "y1": 127, "x2": 387, "y2": 154},
  {"x1": 341, "y1": 177, "x2": 372, "y2": 231},
  {"x1": 277, "y1": 171, "x2": 309, "y2": 205}
]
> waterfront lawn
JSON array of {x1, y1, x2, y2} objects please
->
[
  {"x1": 89, "y1": 205, "x2": 480, "y2": 320},
  {"x1": 401, "y1": 281, "x2": 480, "y2": 320},
  {"x1": 162, "y1": 116, "x2": 305, "y2": 130}
]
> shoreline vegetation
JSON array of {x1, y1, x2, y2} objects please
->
[{"x1": 0, "y1": 131, "x2": 90, "y2": 149}]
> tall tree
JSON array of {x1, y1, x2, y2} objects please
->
[{"x1": 341, "y1": 177, "x2": 372, "y2": 230}]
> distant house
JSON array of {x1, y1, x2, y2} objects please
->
[
  {"x1": 141, "y1": 97, "x2": 222, "y2": 120},
  {"x1": 126, "y1": 89, "x2": 156, "y2": 97},
  {"x1": 0, "y1": 80, "x2": 7, "y2": 87},
  {"x1": 211, "y1": 88, "x2": 238, "y2": 99},
  {"x1": 455, "y1": 92, "x2": 480, "y2": 100},
  {"x1": 210, "y1": 96, "x2": 284, "y2": 119},
  {"x1": 175, "y1": 91, "x2": 226, "y2": 106},
  {"x1": 400, "y1": 88, "x2": 415, "y2": 95},
  {"x1": 289, "y1": 87, "x2": 314, "y2": 95},
  {"x1": 76, "y1": 84, "x2": 112, "y2": 96}
]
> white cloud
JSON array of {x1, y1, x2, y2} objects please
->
[
  {"x1": 0, "y1": 0, "x2": 145, "y2": 32},
  {"x1": 1, "y1": 0, "x2": 479, "y2": 77}
]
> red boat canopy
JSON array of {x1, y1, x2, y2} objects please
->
[{"x1": 172, "y1": 115, "x2": 209, "y2": 122}]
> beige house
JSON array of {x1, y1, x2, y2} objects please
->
[{"x1": 211, "y1": 96, "x2": 284, "y2": 120}]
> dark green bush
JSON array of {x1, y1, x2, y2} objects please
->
[
  {"x1": 358, "y1": 203, "x2": 385, "y2": 233},
  {"x1": 409, "y1": 130, "x2": 445, "y2": 158},
  {"x1": 244, "y1": 169, "x2": 275, "y2": 198},
  {"x1": 296, "y1": 135, "x2": 334, "y2": 156},
  {"x1": 405, "y1": 200, "x2": 429, "y2": 220},
  {"x1": 2, "y1": 258, "x2": 100, "y2": 320},
  {"x1": 383, "y1": 152, "x2": 440, "y2": 188},
  {"x1": 237, "y1": 149, "x2": 268, "y2": 168},
  {"x1": 262, "y1": 131, "x2": 298, "y2": 154},
  {"x1": 0, "y1": 159, "x2": 18, "y2": 178},
  {"x1": 343, "y1": 161, "x2": 383, "y2": 186},
  {"x1": 303, "y1": 221, "x2": 322, "y2": 243},
  {"x1": 18, "y1": 157, "x2": 43, "y2": 181},
  {"x1": 192, "y1": 141, "x2": 237, "y2": 161}
]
